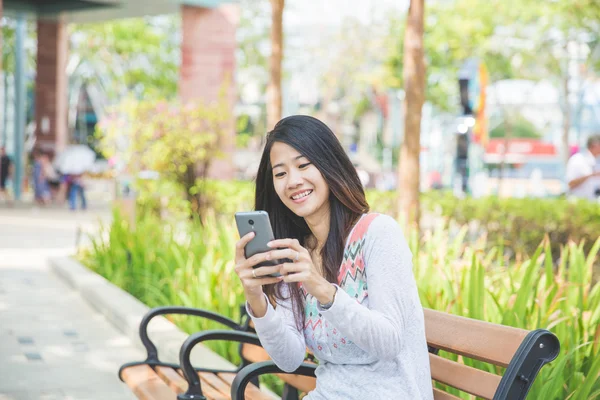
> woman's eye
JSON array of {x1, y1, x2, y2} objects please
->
[
  {"x1": 274, "y1": 172, "x2": 286, "y2": 178},
  {"x1": 299, "y1": 163, "x2": 311, "y2": 169}
]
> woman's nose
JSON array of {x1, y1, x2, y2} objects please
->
[{"x1": 286, "y1": 169, "x2": 303, "y2": 188}]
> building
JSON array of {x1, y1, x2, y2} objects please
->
[{"x1": 1, "y1": 0, "x2": 240, "y2": 199}]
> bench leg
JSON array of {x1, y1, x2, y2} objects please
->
[{"x1": 282, "y1": 384, "x2": 299, "y2": 400}]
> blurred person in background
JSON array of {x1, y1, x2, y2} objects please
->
[
  {"x1": 67, "y1": 173, "x2": 87, "y2": 211},
  {"x1": 0, "y1": 146, "x2": 14, "y2": 204},
  {"x1": 565, "y1": 135, "x2": 600, "y2": 201},
  {"x1": 32, "y1": 149, "x2": 51, "y2": 206},
  {"x1": 40, "y1": 151, "x2": 62, "y2": 203}
]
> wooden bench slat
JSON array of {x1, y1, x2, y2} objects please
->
[
  {"x1": 241, "y1": 344, "x2": 271, "y2": 363},
  {"x1": 175, "y1": 369, "x2": 230, "y2": 400},
  {"x1": 424, "y1": 308, "x2": 528, "y2": 367},
  {"x1": 121, "y1": 365, "x2": 178, "y2": 400},
  {"x1": 155, "y1": 366, "x2": 187, "y2": 394},
  {"x1": 199, "y1": 372, "x2": 234, "y2": 399},
  {"x1": 433, "y1": 388, "x2": 462, "y2": 400},
  {"x1": 218, "y1": 372, "x2": 274, "y2": 400},
  {"x1": 429, "y1": 353, "x2": 501, "y2": 400},
  {"x1": 275, "y1": 372, "x2": 316, "y2": 393}
]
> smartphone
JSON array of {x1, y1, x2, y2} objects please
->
[{"x1": 235, "y1": 211, "x2": 281, "y2": 276}]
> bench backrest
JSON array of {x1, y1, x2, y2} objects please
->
[
  {"x1": 241, "y1": 309, "x2": 559, "y2": 400},
  {"x1": 424, "y1": 308, "x2": 559, "y2": 400}
]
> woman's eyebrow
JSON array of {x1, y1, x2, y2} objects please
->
[{"x1": 272, "y1": 155, "x2": 305, "y2": 169}]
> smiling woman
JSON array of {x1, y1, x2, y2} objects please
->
[{"x1": 232, "y1": 115, "x2": 433, "y2": 399}]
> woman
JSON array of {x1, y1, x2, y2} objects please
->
[{"x1": 234, "y1": 115, "x2": 432, "y2": 399}]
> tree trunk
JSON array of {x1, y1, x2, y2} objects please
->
[
  {"x1": 398, "y1": 0, "x2": 426, "y2": 229},
  {"x1": 267, "y1": 0, "x2": 284, "y2": 131}
]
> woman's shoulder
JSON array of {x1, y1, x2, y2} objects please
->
[
  {"x1": 347, "y1": 212, "x2": 401, "y2": 244},
  {"x1": 363, "y1": 212, "x2": 401, "y2": 233}
]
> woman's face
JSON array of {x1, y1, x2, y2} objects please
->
[{"x1": 270, "y1": 142, "x2": 330, "y2": 220}]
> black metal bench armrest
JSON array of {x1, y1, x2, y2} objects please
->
[
  {"x1": 231, "y1": 361, "x2": 317, "y2": 400},
  {"x1": 177, "y1": 329, "x2": 263, "y2": 400},
  {"x1": 118, "y1": 306, "x2": 244, "y2": 381},
  {"x1": 494, "y1": 329, "x2": 560, "y2": 400}
]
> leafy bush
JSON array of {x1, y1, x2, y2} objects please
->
[
  {"x1": 96, "y1": 94, "x2": 231, "y2": 216},
  {"x1": 192, "y1": 181, "x2": 600, "y2": 261},
  {"x1": 79, "y1": 207, "x2": 600, "y2": 399},
  {"x1": 426, "y1": 191, "x2": 600, "y2": 259}
]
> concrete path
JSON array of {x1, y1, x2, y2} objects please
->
[{"x1": 0, "y1": 202, "x2": 144, "y2": 399}]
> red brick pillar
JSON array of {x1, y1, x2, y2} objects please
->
[
  {"x1": 35, "y1": 19, "x2": 68, "y2": 155},
  {"x1": 179, "y1": 4, "x2": 239, "y2": 179}
]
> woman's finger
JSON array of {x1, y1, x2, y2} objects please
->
[
  {"x1": 235, "y1": 231, "x2": 255, "y2": 260},
  {"x1": 281, "y1": 270, "x2": 310, "y2": 283},
  {"x1": 245, "y1": 265, "x2": 281, "y2": 279},
  {"x1": 280, "y1": 262, "x2": 306, "y2": 276},
  {"x1": 244, "y1": 251, "x2": 274, "y2": 269},
  {"x1": 245, "y1": 276, "x2": 283, "y2": 287},
  {"x1": 267, "y1": 238, "x2": 303, "y2": 252},
  {"x1": 264, "y1": 248, "x2": 302, "y2": 263}
]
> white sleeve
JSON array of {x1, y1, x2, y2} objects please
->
[
  {"x1": 246, "y1": 284, "x2": 306, "y2": 372},
  {"x1": 319, "y1": 214, "x2": 418, "y2": 360},
  {"x1": 566, "y1": 154, "x2": 585, "y2": 182}
]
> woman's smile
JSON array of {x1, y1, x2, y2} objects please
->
[{"x1": 291, "y1": 189, "x2": 313, "y2": 203}]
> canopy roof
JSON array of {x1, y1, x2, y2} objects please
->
[{"x1": 3, "y1": 0, "x2": 230, "y2": 23}]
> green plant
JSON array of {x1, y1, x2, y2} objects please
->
[
  {"x1": 413, "y1": 222, "x2": 600, "y2": 398},
  {"x1": 424, "y1": 191, "x2": 600, "y2": 261},
  {"x1": 96, "y1": 92, "x2": 231, "y2": 217},
  {"x1": 79, "y1": 205, "x2": 600, "y2": 399},
  {"x1": 489, "y1": 115, "x2": 542, "y2": 138}
]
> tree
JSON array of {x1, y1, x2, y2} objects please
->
[
  {"x1": 517, "y1": 1, "x2": 600, "y2": 166},
  {"x1": 70, "y1": 16, "x2": 180, "y2": 101},
  {"x1": 97, "y1": 93, "x2": 231, "y2": 218},
  {"x1": 266, "y1": 0, "x2": 284, "y2": 131},
  {"x1": 397, "y1": 0, "x2": 425, "y2": 228},
  {"x1": 384, "y1": 0, "x2": 551, "y2": 113}
]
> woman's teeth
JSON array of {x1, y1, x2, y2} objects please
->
[{"x1": 292, "y1": 190, "x2": 312, "y2": 200}]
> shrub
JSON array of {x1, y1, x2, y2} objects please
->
[
  {"x1": 80, "y1": 208, "x2": 600, "y2": 399},
  {"x1": 426, "y1": 191, "x2": 600, "y2": 260},
  {"x1": 96, "y1": 94, "x2": 231, "y2": 217}
]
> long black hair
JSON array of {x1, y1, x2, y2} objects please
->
[{"x1": 254, "y1": 115, "x2": 369, "y2": 329}]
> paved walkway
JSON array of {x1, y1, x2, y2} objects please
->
[{"x1": 0, "y1": 200, "x2": 144, "y2": 399}]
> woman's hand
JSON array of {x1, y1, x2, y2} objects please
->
[
  {"x1": 234, "y1": 232, "x2": 284, "y2": 302},
  {"x1": 266, "y1": 238, "x2": 336, "y2": 305}
]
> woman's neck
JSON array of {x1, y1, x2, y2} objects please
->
[{"x1": 304, "y1": 208, "x2": 330, "y2": 250}]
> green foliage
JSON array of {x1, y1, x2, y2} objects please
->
[
  {"x1": 412, "y1": 227, "x2": 600, "y2": 399},
  {"x1": 70, "y1": 16, "x2": 180, "y2": 100},
  {"x1": 2, "y1": 19, "x2": 37, "y2": 75},
  {"x1": 80, "y1": 205, "x2": 600, "y2": 399},
  {"x1": 383, "y1": 0, "x2": 600, "y2": 111},
  {"x1": 193, "y1": 181, "x2": 600, "y2": 263},
  {"x1": 80, "y1": 208, "x2": 244, "y2": 357},
  {"x1": 96, "y1": 95, "x2": 232, "y2": 216},
  {"x1": 427, "y1": 191, "x2": 600, "y2": 260},
  {"x1": 489, "y1": 115, "x2": 542, "y2": 139},
  {"x1": 384, "y1": 0, "x2": 523, "y2": 111},
  {"x1": 201, "y1": 180, "x2": 255, "y2": 216}
]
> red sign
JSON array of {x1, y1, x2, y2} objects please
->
[{"x1": 485, "y1": 139, "x2": 557, "y2": 156}]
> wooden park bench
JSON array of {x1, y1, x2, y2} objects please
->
[
  {"x1": 118, "y1": 305, "x2": 314, "y2": 400},
  {"x1": 119, "y1": 307, "x2": 560, "y2": 400}
]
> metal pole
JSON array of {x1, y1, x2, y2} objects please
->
[{"x1": 13, "y1": 15, "x2": 25, "y2": 201}]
